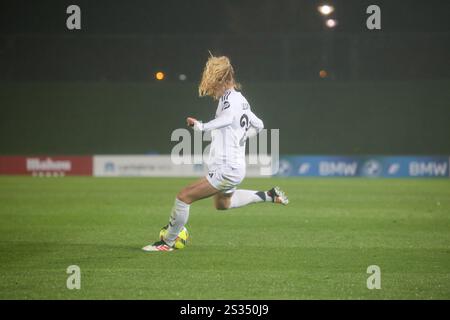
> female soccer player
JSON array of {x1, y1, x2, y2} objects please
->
[{"x1": 143, "y1": 54, "x2": 288, "y2": 252}]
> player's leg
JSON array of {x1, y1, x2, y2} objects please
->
[
  {"x1": 143, "y1": 178, "x2": 218, "y2": 251},
  {"x1": 214, "y1": 187, "x2": 289, "y2": 210},
  {"x1": 164, "y1": 177, "x2": 218, "y2": 244},
  {"x1": 214, "y1": 191, "x2": 233, "y2": 210},
  {"x1": 176, "y1": 177, "x2": 219, "y2": 204}
]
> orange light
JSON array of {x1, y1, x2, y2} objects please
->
[
  {"x1": 319, "y1": 70, "x2": 328, "y2": 78},
  {"x1": 155, "y1": 71, "x2": 165, "y2": 80}
]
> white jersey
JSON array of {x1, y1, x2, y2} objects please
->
[{"x1": 202, "y1": 89, "x2": 264, "y2": 170}]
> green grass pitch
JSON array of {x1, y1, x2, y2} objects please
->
[{"x1": 0, "y1": 176, "x2": 449, "y2": 299}]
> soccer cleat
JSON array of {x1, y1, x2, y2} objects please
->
[
  {"x1": 267, "y1": 186, "x2": 289, "y2": 205},
  {"x1": 142, "y1": 240, "x2": 174, "y2": 252},
  {"x1": 159, "y1": 224, "x2": 169, "y2": 240}
]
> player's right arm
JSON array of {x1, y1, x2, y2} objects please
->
[{"x1": 187, "y1": 103, "x2": 234, "y2": 132}]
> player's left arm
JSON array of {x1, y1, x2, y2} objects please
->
[{"x1": 246, "y1": 110, "x2": 264, "y2": 138}]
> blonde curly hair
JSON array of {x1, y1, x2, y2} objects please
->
[{"x1": 198, "y1": 52, "x2": 241, "y2": 100}]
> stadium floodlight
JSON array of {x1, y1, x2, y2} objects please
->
[
  {"x1": 325, "y1": 19, "x2": 338, "y2": 28},
  {"x1": 155, "y1": 71, "x2": 165, "y2": 80},
  {"x1": 318, "y1": 4, "x2": 334, "y2": 15}
]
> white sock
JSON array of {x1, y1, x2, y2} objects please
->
[
  {"x1": 229, "y1": 190, "x2": 272, "y2": 209},
  {"x1": 164, "y1": 198, "x2": 190, "y2": 246}
]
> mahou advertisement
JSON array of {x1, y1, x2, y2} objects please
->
[{"x1": 0, "y1": 156, "x2": 93, "y2": 176}]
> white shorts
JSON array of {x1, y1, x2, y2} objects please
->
[{"x1": 206, "y1": 166, "x2": 245, "y2": 194}]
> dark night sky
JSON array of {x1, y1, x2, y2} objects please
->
[
  {"x1": 0, "y1": 0, "x2": 448, "y2": 82},
  {"x1": 1, "y1": 0, "x2": 449, "y2": 35}
]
